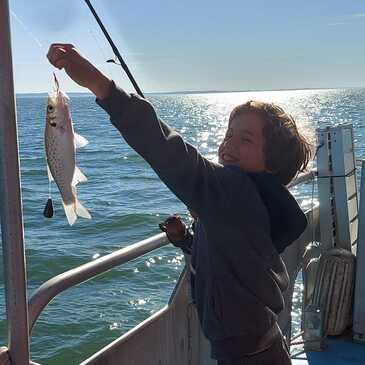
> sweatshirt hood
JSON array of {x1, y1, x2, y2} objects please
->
[{"x1": 248, "y1": 172, "x2": 307, "y2": 253}]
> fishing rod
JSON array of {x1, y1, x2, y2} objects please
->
[
  {"x1": 84, "y1": 0, "x2": 144, "y2": 98},
  {"x1": 44, "y1": 1, "x2": 144, "y2": 220}
]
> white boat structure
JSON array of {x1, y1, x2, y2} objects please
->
[{"x1": 1, "y1": 1, "x2": 365, "y2": 364}]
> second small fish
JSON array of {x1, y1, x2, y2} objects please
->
[{"x1": 45, "y1": 74, "x2": 91, "y2": 225}]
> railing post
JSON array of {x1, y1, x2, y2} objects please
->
[
  {"x1": 0, "y1": 1, "x2": 30, "y2": 363},
  {"x1": 353, "y1": 160, "x2": 365, "y2": 343},
  {"x1": 316, "y1": 124, "x2": 358, "y2": 252}
]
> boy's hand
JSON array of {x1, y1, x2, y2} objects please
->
[
  {"x1": 159, "y1": 214, "x2": 187, "y2": 243},
  {"x1": 47, "y1": 43, "x2": 112, "y2": 99}
]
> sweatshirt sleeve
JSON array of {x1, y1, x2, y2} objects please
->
[
  {"x1": 170, "y1": 230, "x2": 193, "y2": 255},
  {"x1": 96, "y1": 83, "x2": 256, "y2": 220}
]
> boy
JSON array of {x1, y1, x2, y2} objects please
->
[{"x1": 47, "y1": 44, "x2": 311, "y2": 365}]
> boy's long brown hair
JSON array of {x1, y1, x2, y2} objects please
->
[{"x1": 229, "y1": 100, "x2": 312, "y2": 185}]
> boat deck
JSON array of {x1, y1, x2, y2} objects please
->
[{"x1": 292, "y1": 339, "x2": 365, "y2": 365}]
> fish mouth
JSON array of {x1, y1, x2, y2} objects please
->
[{"x1": 48, "y1": 116, "x2": 57, "y2": 127}]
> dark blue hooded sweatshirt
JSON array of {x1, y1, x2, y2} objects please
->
[{"x1": 97, "y1": 84, "x2": 307, "y2": 360}]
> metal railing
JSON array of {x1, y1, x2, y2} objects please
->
[
  {"x1": 287, "y1": 170, "x2": 317, "y2": 188},
  {"x1": 28, "y1": 233, "x2": 169, "y2": 332}
]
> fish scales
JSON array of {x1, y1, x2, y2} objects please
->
[{"x1": 44, "y1": 74, "x2": 91, "y2": 225}]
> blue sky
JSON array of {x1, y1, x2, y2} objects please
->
[{"x1": 8, "y1": 0, "x2": 365, "y2": 93}]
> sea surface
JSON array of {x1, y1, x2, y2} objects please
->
[{"x1": 1, "y1": 88, "x2": 365, "y2": 364}]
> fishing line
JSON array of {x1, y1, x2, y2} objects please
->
[
  {"x1": 48, "y1": 179, "x2": 52, "y2": 199},
  {"x1": 10, "y1": 10, "x2": 57, "y2": 218},
  {"x1": 10, "y1": 9, "x2": 59, "y2": 79},
  {"x1": 311, "y1": 170, "x2": 316, "y2": 246},
  {"x1": 84, "y1": 0, "x2": 144, "y2": 98},
  {"x1": 308, "y1": 141, "x2": 325, "y2": 248},
  {"x1": 310, "y1": 142, "x2": 323, "y2": 246},
  {"x1": 88, "y1": 28, "x2": 109, "y2": 62},
  {"x1": 43, "y1": 73, "x2": 63, "y2": 218},
  {"x1": 10, "y1": 10, "x2": 44, "y2": 50},
  {"x1": 88, "y1": 28, "x2": 118, "y2": 81}
]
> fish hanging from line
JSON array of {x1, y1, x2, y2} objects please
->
[{"x1": 44, "y1": 73, "x2": 91, "y2": 225}]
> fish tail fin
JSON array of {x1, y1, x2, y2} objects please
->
[
  {"x1": 72, "y1": 186, "x2": 91, "y2": 219},
  {"x1": 62, "y1": 201, "x2": 77, "y2": 226},
  {"x1": 75, "y1": 198, "x2": 92, "y2": 219}
]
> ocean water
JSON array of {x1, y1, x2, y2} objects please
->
[{"x1": 1, "y1": 88, "x2": 365, "y2": 364}]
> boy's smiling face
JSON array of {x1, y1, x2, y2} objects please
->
[{"x1": 218, "y1": 112, "x2": 266, "y2": 172}]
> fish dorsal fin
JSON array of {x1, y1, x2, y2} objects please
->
[
  {"x1": 47, "y1": 164, "x2": 55, "y2": 182},
  {"x1": 74, "y1": 133, "x2": 89, "y2": 148},
  {"x1": 72, "y1": 166, "x2": 88, "y2": 186}
]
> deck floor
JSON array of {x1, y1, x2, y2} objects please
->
[{"x1": 292, "y1": 339, "x2": 365, "y2": 364}]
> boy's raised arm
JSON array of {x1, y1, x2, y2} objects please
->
[
  {"x1": 46, "y1": 44, "x2": 261, "y2": 220},
  {"x1": 47, "y1": 44, "x2": 113, "y2": 99},
  {"x1": 97, "y1": 83, "x2": 240, "y2": 218}
]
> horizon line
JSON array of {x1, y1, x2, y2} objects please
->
[{"x1": 15, "y1": 85, "x2": 365, "y2": 96}]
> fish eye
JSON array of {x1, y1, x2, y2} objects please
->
[{"x1": 48, "y1": 105, "x2": 54, "y2": 112}]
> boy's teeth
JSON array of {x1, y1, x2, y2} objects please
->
[{"x1": 223, "y1": 154, "x2": 236, "y2": 162}]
